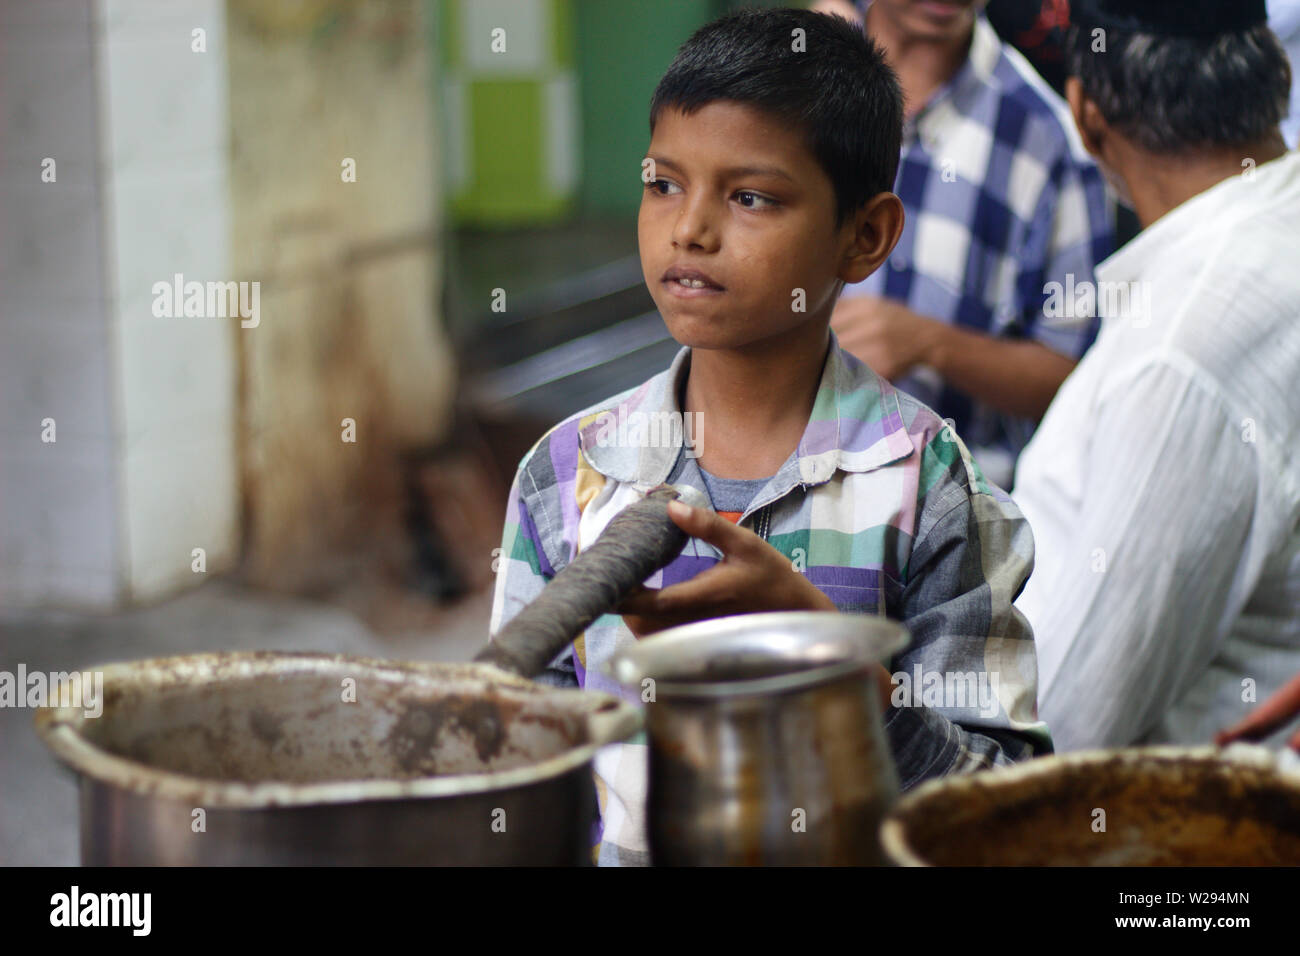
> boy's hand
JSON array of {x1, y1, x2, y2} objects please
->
[
  {"x1": 616, "y1": 499, "x2": 835, "y2": 637},
  {"x1": 617, "y1": 500, "x2": 894, "y2": 712}
]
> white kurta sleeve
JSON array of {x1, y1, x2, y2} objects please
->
[{"x1": 1033, "y1": 357, "x2": 1261, "y2": 750}]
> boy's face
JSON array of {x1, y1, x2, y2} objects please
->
[{"x1": 639, "y1": 102, "x2": 857, "y2": 354}]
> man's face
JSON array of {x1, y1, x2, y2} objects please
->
[
  {"x1": 870, "y1": 0, "x2": 986, "y2": 43},
  {"x1": 639, "y1": 102, "x2": 849, "y2": 353}
]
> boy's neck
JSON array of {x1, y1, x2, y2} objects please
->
[
  {"x1": 680, "y1": 324, "x2": 831, "y2": 480},
  {"x1": 865, "y1": 3, "x2": 973, "y2": 119}
]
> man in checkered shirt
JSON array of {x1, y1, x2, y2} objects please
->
[{"x1": 818, "y1": 0, "x2": 1114, "y2": 489}]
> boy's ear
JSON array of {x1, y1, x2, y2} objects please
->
[{"x1": 841, "y1": 192, "x2": 904, "y2": 285}]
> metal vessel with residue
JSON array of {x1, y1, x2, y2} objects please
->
[
  {"x1": 881, "y1": 745, "x2": 1300, "y2": 866},
  {"x1": 35, "y1": 652, "x2": 640, "y2": 865}
]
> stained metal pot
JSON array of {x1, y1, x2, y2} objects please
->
[
  {"x1": 881, "y1": 745, "x2": 1300, "y2": 866},
  {"x1": 606, "y1": 611, "x2": 909, "y2": 866},
  {"x1": 35, "y1": 652, "x2": 640, "y2": 865}
]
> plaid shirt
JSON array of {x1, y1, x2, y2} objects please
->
[
  {"x1": 489, "y1": 334, "x2": 1051, "y2": 866},
  {"x1": 844, "y1": 9, "x2": 1114, "y2": 487}
]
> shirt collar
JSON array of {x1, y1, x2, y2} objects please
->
[{"x1": 577, "y1": 330, "x2": 916, "y2": 488}]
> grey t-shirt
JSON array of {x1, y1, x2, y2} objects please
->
[
  {"x1": 665, "y1": 445, "x2": 774, "y2": 517},
  {"x1": 696, "y1": 466, "x2": 770, "y2": 517}
]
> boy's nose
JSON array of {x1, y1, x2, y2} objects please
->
[{"x1": 671, "y1": 199, "x2": 721, "y2": 251}]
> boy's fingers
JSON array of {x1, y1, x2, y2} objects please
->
[
  {"x1": 618, "y1": 583, "x2": 720, "y2": 619},
  {"x1": 668, "y1": 500, "x2": 754, "y2": 555},
  {"x1": 635, "y1": 566, "x2": 734, "y2": 615},
  {"x1": 616, "y1": 586, "x2": 661, "y2": 615}
]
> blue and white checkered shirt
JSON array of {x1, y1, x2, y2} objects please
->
[{"x1": 845, "y1": 8, "x2": 1114, "y2": 487}]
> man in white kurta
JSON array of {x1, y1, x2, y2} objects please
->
[{"x1": 1014, "y1": 1, "x2": 1300, "y2": 752}]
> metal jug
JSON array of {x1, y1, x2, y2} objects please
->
[{"x1": 606, "y1": 611, "x2": 908, "y2": 865}]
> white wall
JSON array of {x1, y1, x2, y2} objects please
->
[{"x1": 0, "y1": 0, "x2": 238, "y2": 609}]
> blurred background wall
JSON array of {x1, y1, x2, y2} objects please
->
[
  {"x1": 0, "y1": 0, "x2": 744, "y2": 622},
  {"x1": 227, "y1": 0, "x2": 454, "y2": 595},
  {"x1": 2, "y1": 0, "x2": 240, "y2": 608}
]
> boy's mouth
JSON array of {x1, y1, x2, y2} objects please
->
[
  {"x1": 662, "y1": 265, "x2": 725, "y2": 296},
  {"x1": 664, "y1": 278, "x2": 726, "y2": 298}
]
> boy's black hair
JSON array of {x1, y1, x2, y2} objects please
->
[{"x1": 649, "y1": 6, "x2": 903, "y2": 230}]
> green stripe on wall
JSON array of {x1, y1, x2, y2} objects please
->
[
  {"x1": 551, "y1": 0, "x2": 574, "y2": 70},
  {"x1": 452, "y1": 79, "x2": 573, "y2": 222},
  {"x1": 575, "y1": 0, "x2": 720, "y2": 216},
  {"x1": 440, "y1": 0, "x2": 460, "y2": 71}
]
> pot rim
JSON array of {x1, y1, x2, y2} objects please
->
[
  {"x1": 604, "y1": 610, "x2": 909, "y2": 699},
  {"x1": 879, "y1": 743, "x2": 1300, "y2": 867},
  {"x1": 33, "y1": 650, "x2": 641, "y2": 808}
]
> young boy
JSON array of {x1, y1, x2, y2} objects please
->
[{"x1": 489, "y1": 8, "x2": 1050, "y2": 867}]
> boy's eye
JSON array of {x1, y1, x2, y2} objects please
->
[
  {"x1": 735, "y1": 190, "x2": 776, "y2": 209},
  {"x1": 644, "y1": 180, "x2": 776, "y2": 210}
]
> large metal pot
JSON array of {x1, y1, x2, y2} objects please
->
[
  {"x1": 35, "y1": 652, "x2": 639, "y2": 865},
  {"x1": 606, "y1": 611, "x2": 909, "y2": 866},
  {"x1": 34, "y1": 485, "x2": 708, "y2": 865},
  {"x1": 880, "y1": 745, "x2": 1300, "y2": 866}
]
